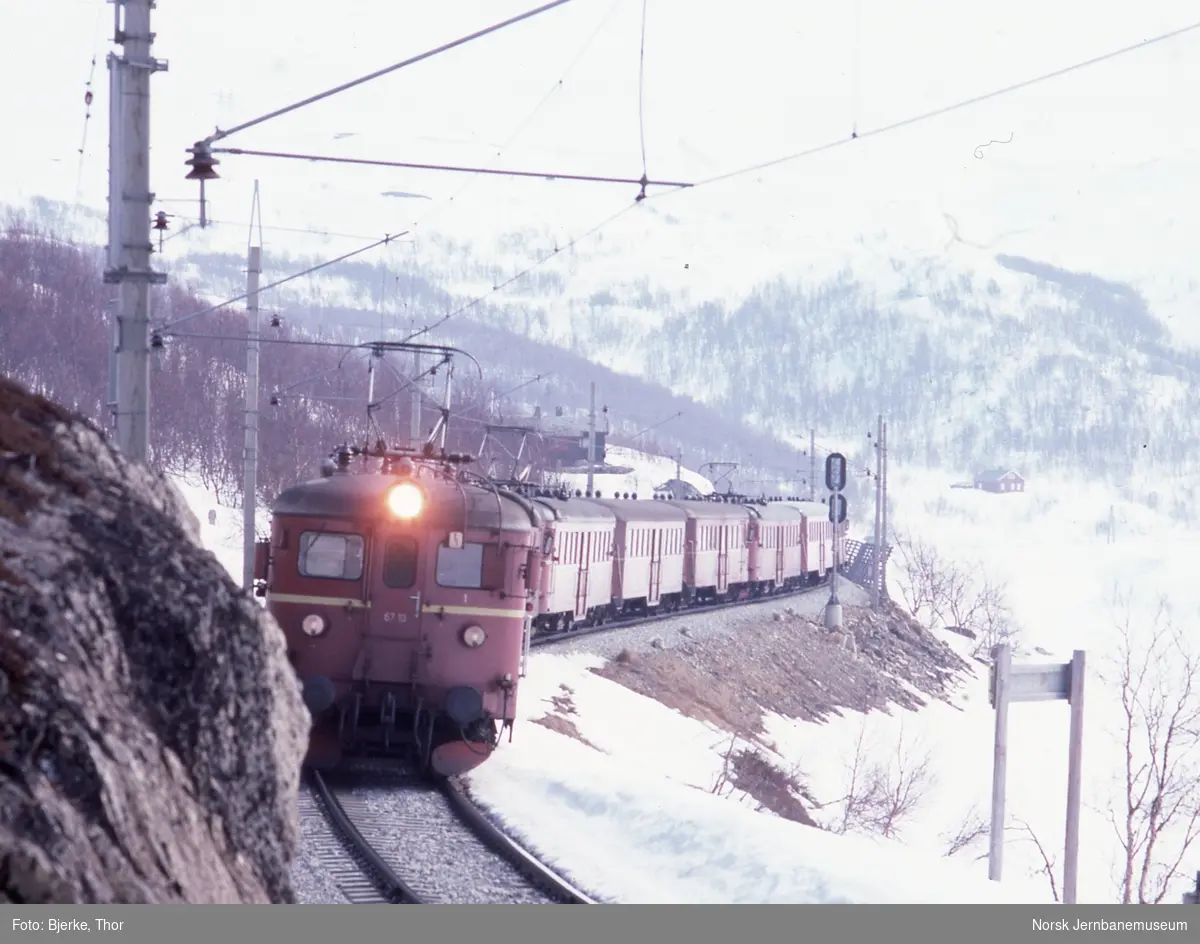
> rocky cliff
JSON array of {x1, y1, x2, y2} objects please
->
[{"x1": 0, "y1": 376, "x2": 310, "y2": 903}]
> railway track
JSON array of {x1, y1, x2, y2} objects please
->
[
  {"x1": 304, "y1": 764, "x2": 594, "y2": 904},
  {"x1": 530, "y1": 574, "x2": 834, "y2": 648},
  {"x1": 299, "y1": 579, "x2": 840, "y2": 903}
]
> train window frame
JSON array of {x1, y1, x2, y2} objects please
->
[
  {"x1": 382, "y1": 536, "x2": 419, "y2": 589},
  {"x1": 436, "y1": 541, "x2": 486, "y2": 589},
  {"x1": 298, "y1": 531, "x2": 365, "y2": 581}
]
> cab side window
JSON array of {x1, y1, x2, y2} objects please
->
[
  {"x1": 299, "y1": 532, "x2": 364, "y2": 580},
  {"x1": 437, "y1": 542, "x2": 485, "y2": 589}
]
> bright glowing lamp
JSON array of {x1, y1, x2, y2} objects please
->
[{"x1": 387, "y1": 482, "x2": 424, "y2": 518}]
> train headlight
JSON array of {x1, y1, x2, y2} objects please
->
[
  {"x1": 301, "y1": 613, "x2": 327, "y2": 637},
  {"x1": 461, "y1": 624, "x2": 487, "y2": 648},
  {"x1": 387, "y1": 482, "x2": 424, "y2": 518}
]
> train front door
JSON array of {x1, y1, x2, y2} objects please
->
[
  {"x1": 648, "y1": 529, "x2": 662, "y2": 606},
  {"x1": 574, "y1": 530, "x2": 591, "y2": 619}
]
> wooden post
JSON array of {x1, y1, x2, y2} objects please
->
[
  {"x1": 1063, "y1": 650, "x2": 1086, "y2": 904},
  {"x1": 989, "y1": 643, "x2": 1012, "y2": 881}
]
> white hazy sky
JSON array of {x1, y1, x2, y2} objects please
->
[{"x1": 4, "y1": 1, "x2": 1200, "y2": 293}]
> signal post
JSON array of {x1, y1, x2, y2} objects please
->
[{"x1": 824, "y1": 452, "x2": 848, "y2": 631}]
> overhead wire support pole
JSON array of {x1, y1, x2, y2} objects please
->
[
  {"x1": 872, "y1": 413, "x2": 883, "y2": 610},
  {"x1": 587, "y1": 382, "x2": 597, "y2": 496},
  {"x1": 881, "y1": 419, "x2": 889, "y2": 597},
  {"x1": 809, "y1": 429, "x2": 815, "y2": 500},
  {"x1": 242, "y1": 182, "x2": 263, "y2": 592},
  {"x1": 183, "y1": 0, "x2": 578, "y2": 217},
  {"x1": 107, "y1": 0, "x2": 169, "y2": 463}
]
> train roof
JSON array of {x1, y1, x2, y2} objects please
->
[
  {"x1": 529, "y1": 495, "x2": 618, "y2": 524},
  {"x1": 582, "y1": 498, "x2": 688, "y2": 524},
  {"x1": 747, "y1": 502, "x2": 805, "y2": 521},
  {"x1": 271, "y1": 472, "x2": 539, "y2": 531},
  {"x1": 775, "y1": 499, "x2": 838, "y2": 520},
  {"x1": 660, "y1": 499, "x2": 753, "y2": 522}
]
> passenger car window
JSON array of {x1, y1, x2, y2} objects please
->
[
  {"x1": 299, "y1": 531, "x2": 364, "y2": 580},
  {"x1": 437, "y1": 542, "x2": 485, "y2": 588},
  {"x1": 382, "y1": 537, "x2": 419, "y2": 589}
]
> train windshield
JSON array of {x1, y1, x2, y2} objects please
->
[
  {"x1": 298, "y1": 531, "x2": 364, "y2": 580},
  {"x1": 382, "y1": 537, "x2": 418, "y2": 589},
  {"x1": 435, "y1": 542, "x2": 485, "y2": 589}
]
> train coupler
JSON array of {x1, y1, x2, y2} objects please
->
[{"x1": 380, "y1": 692, "x2": 398, "y2": 749}]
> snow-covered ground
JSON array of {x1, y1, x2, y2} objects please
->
[
  {"x1": 555, "y1": 444, "x2": 715, "y2": 498},
  {"x1": 466, "y1": 650, "x2": 1047, "y2": 903},
  {"x1": 169, "y1": 475, "x2": 267, "y2": 584}
]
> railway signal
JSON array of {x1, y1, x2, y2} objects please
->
[
  {"x1": 825, "y1": 453, "x2": 847, "y2": 493},
  {"x1": 828, "y1": 493, "x2": 847, "y2": 524},
  {"x1": 823, "y1": 453, "x2": 847, "y2": 631}
]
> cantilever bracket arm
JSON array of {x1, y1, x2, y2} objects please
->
[{"x1": 352, "y1": 340, "x2": 483, "y2": 381}]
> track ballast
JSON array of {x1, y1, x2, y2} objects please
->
[{"x1": 303, "y1": 762, "x2": 593, "y2": 904}]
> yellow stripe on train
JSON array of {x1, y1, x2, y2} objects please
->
[
  {"x1": 422, "y1": 604, "x2": 526, "y2": 618},
  {"x1": 266, "y1": 594, "x2": 523, "y2": 619},
  {"x1": 267, "y1": 592, "x2": 370, "y2": 609}
]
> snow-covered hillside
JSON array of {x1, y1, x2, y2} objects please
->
[{"x1": 8, "y1": 3, "x2": 1200, "y2": 505}]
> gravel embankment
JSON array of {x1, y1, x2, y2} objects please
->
[{"x1": 542, "y1": 577, "x2": 870, "y2": 661}]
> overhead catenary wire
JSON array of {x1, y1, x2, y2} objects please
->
[
  {"x1": 208, "y1": 147, "x2": 693, "y2": 193},
  {"x1": 164, "y1": 3, "x2": 662, "y2": 352},
  {"x1": 640, "y1": 18, "x2": 1200, "y2": 201},
  {"x1": 161, "y1": 6, "x2": 659, "y2": 342},
  {"x1": 401, "y1": 20, "x2": 1200, "y2": 345},
  {"x1": 195, "y1": 0, "x2": 578, "y2": 149},
  {"x1": 403, "y1": 0, "x2": 627, "y2": 238},
  {"x1": 71, "y1": 0, "x2": 107, "y2": 228},
  {"x1": 162, "y1": 18, "x2": 1199, "y2": 423},
  {"x1": 156, "y1": 231, "x2": 411, "y2": 333},
  {"x1": 400, "y1": 199, "x2": 641, "y2": 344},
  {"x1": 636, "y1": 0, "x2": 650, "y2": 186}
]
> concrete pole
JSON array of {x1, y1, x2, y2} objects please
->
[
  {"x1": 410, "y1": 350, "x2": 421, "y2": 447},
  {"x1": 880, "y1": 419, "x2": 889, "y2": 594},
  {"x1": 106, "y1": 297, "x2": 119, "y2": 432},
  {"x1": 107, "y1": 0, "x2": 167, "y2": 462},
  {"x1": 872, "y1": 413, "x2": 883, "y2": 609},
  {"x1": 586, "y1": 381, "x2": 597, "y2": 495},
  {"x1": 439, "y1": 362, "x2": 453, "y2": 450},
  {"x1": 809, "y1": 429, "x2": 816, "y2": 500},
  {"x1": 242, "y1": 242, "x2": 261, "y2": 591}
]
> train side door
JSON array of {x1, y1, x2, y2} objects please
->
[
  {"x1": 575, "y1": 529, "x2": 591, "y2": 618},
  {"x1": 775, "y1": 525, "x2": 785, "y2": 585},
  {"x1": 648, "y1": 528, "x2": 662, "y2": 605},
  {"x1": 716, "y1": 523, "x2": 730, "y2": 593}
]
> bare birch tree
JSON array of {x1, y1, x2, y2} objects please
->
[
  {"x1": 1105, "y1": 589, "x2": 1200, "y2": 904},
  {"x1": 821, "y1": 718, "x2": 936, "y2": 839},
  {"x1": 890, "y1": 529, "x2": 1020, "y2": 660}
]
